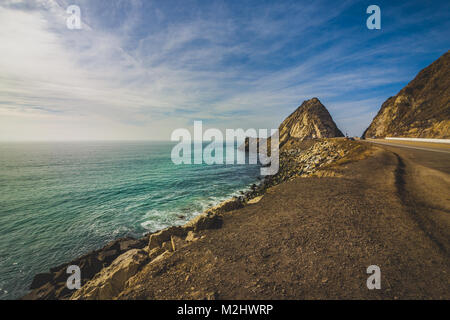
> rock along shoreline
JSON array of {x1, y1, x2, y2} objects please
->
[{"x1": 23, "y1": 138, "x2": 370, "y2": 300}]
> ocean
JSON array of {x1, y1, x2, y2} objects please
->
[{"x1": 0, "y1": 141, "x2": 260, "y2": 299}]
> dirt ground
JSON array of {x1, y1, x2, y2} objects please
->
[{"x1": 117, "y1": 143, "x2": 449, "y2": 300}]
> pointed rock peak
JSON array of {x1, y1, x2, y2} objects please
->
[
  {"x1": 279, "y1": 98, "x2": 344, "y2": 146},
  {"x1": 303, "y1": 97, "x2": 320, "y2": 105}
]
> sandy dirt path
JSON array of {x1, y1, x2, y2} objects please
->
[{"x1": 118, "y1": 145, "x2": 449, "y2": 299}]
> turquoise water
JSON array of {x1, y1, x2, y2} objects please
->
[{"x1": 0, "y1": 141, "x2": 260, "y2": 299}]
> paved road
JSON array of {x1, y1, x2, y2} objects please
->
[
  {"x1": 362, "y1": 140, "x2": 450, "y2": 257},
  {"x1": 365, "y1": 138, "x2": 450, "y2": 155},
  {"x1": 364, "y1": 139, "x2": 450, "y2": 174}
]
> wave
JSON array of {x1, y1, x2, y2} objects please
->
[{"x1": 139, "y1": 181, "x2": 257, "y2": 233}]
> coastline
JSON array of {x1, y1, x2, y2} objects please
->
[
  {"x1": 20, "y1": 180, "x2": 259, "y2": 300},
  {"x1": 113, "y1": 142, "x2": 450, "y2": 300},
  {"x1": 23, "y1": 138, "x2": 372, "y2": 300}
]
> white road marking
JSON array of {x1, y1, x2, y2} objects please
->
[
  {"x1": 364, "y1": 140, "x2": 450, "y2": 154},
  {"x1": 385, "y1": 137, "x2": 450, "y2": 144}
]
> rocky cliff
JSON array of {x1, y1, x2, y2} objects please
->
[
  {"x1": 363, "y1": 51, "x2": 450, "y2": 139},
  {"x1": 278, "y1": 98, "x2": 344, "y2": 146},
  {"x1": 243, "y1": 97, "x2": 344, "y2": 152}
]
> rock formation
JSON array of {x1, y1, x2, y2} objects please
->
[
  {"x1": 278, "y1": 98, "x2": 344, "y2": 146},
  {"x1": 69, "y1": 210, "x2": 225, "y2": 300},
  {"x1": 22, "y1": 236, "x2": 150, "y2": 300},
  {"x1": 71, "y1": 249, "x2": 149, "y2": 300},
  {"x1": 363, "y1": 51, "x2": 450, "y2": 138},
  {"x1": 242, "y1": 97, "x2": 344, "y2": 151}
]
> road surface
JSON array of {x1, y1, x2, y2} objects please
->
[{"x1": 365, "y1": 138, "x2": 450, "y2": 155}]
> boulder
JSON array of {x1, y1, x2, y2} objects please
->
[
  {"x1": 148, "y1": 247, "x2": 165, "y2": 260},
  {"x1": 247, "y1": 195, "x2": 263, "y2": 204},
  {"x1": 185, "y1": 231, "x2": 199, "y2": 242},
  {"x1": 171, "y1": 235, "x2": 188, "y2": 251},
  {"x1": 204, "y1": 198, "x2": 244, "y2": 214},
  {"x1": 71, "y1": 249, "x2": 149, "y2": 300},
  {"x1": 148, "y1": 226, "x2": 189, "y2": 250},
  {"x1": 185, "y1": 212, "x2": 223, "y2": 232},
  {"x1": 29, "y1": 273, "x2": 53, "y2": 290},
  {"x1": 24, "y1": 235, "x2": 150, "y2": 300},
  {"x1": 161, "y1": 241, "x2": 173, "y2": 252}
]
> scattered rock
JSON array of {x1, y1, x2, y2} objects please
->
[
  {"x1": 98, "y1": 249, "x2": 118, "y2": 263},
  {"x1": 204, "y1": 198, "x2": 244, "y2": 215},
  {"x1": 185, "y1": 212, "x2": 223, "y2": 232},
  {"x1": 149, "y1": 226, "x2": 187, "y2": 250},
  {"x1": 23, "y1": 235, "x2": 150, "y2": 300},
  {"x1": 119, "y1": 239, "x2": 141, "y2": 251},
  {"x1": 71, "y1": 249, "x2": 149, "y2": 300},
  {"x1": 148, "y1": 247, "x2": 165, "y2": 260},
  {"x1": 247, "y1": 195, "x2": 263, "y2": 204},
  {"x1": 190, "y1": 290, "x2": 218, "y2": 300},
  {"x1": 29, "y1": 273, "x2": 53, "y2": 290},
  {"x1": 185, "y1": 231, "x2": 199, "y2": 242},
  {"x1": 171, "y1": 235, "x2": 187, "y2": 251},
  {"x1": 161, "y1": 241, "x2": 173, "y2": 252},
  {"x1": 150, "y1": 251, "x2": 172, "y2": 265}
]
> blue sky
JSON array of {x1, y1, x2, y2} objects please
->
[{"x1": 0, "y1": 0, "x2": 449, "y2": 140}]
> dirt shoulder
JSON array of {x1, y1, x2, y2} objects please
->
[{"x1": 115, "y1": 144, "x2": 449, "y2": 300}]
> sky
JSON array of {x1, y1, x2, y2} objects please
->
[{"x1": 0, "y1": 0, "x2": 449, "y2": 141}]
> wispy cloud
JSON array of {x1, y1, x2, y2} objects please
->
[{"x1": 0, "y1": 0, "x2": 449, "y2": 140}]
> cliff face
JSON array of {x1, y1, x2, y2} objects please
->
[
  {"x1": 279, "y1": 98, "x2": 344, "y2": 146},
  {"x1": 242, "y1": 97, "x2": 343, "y2": 152},
  {"x1": 363, "y1": 51, "x2": 450, "y2": 139}
]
